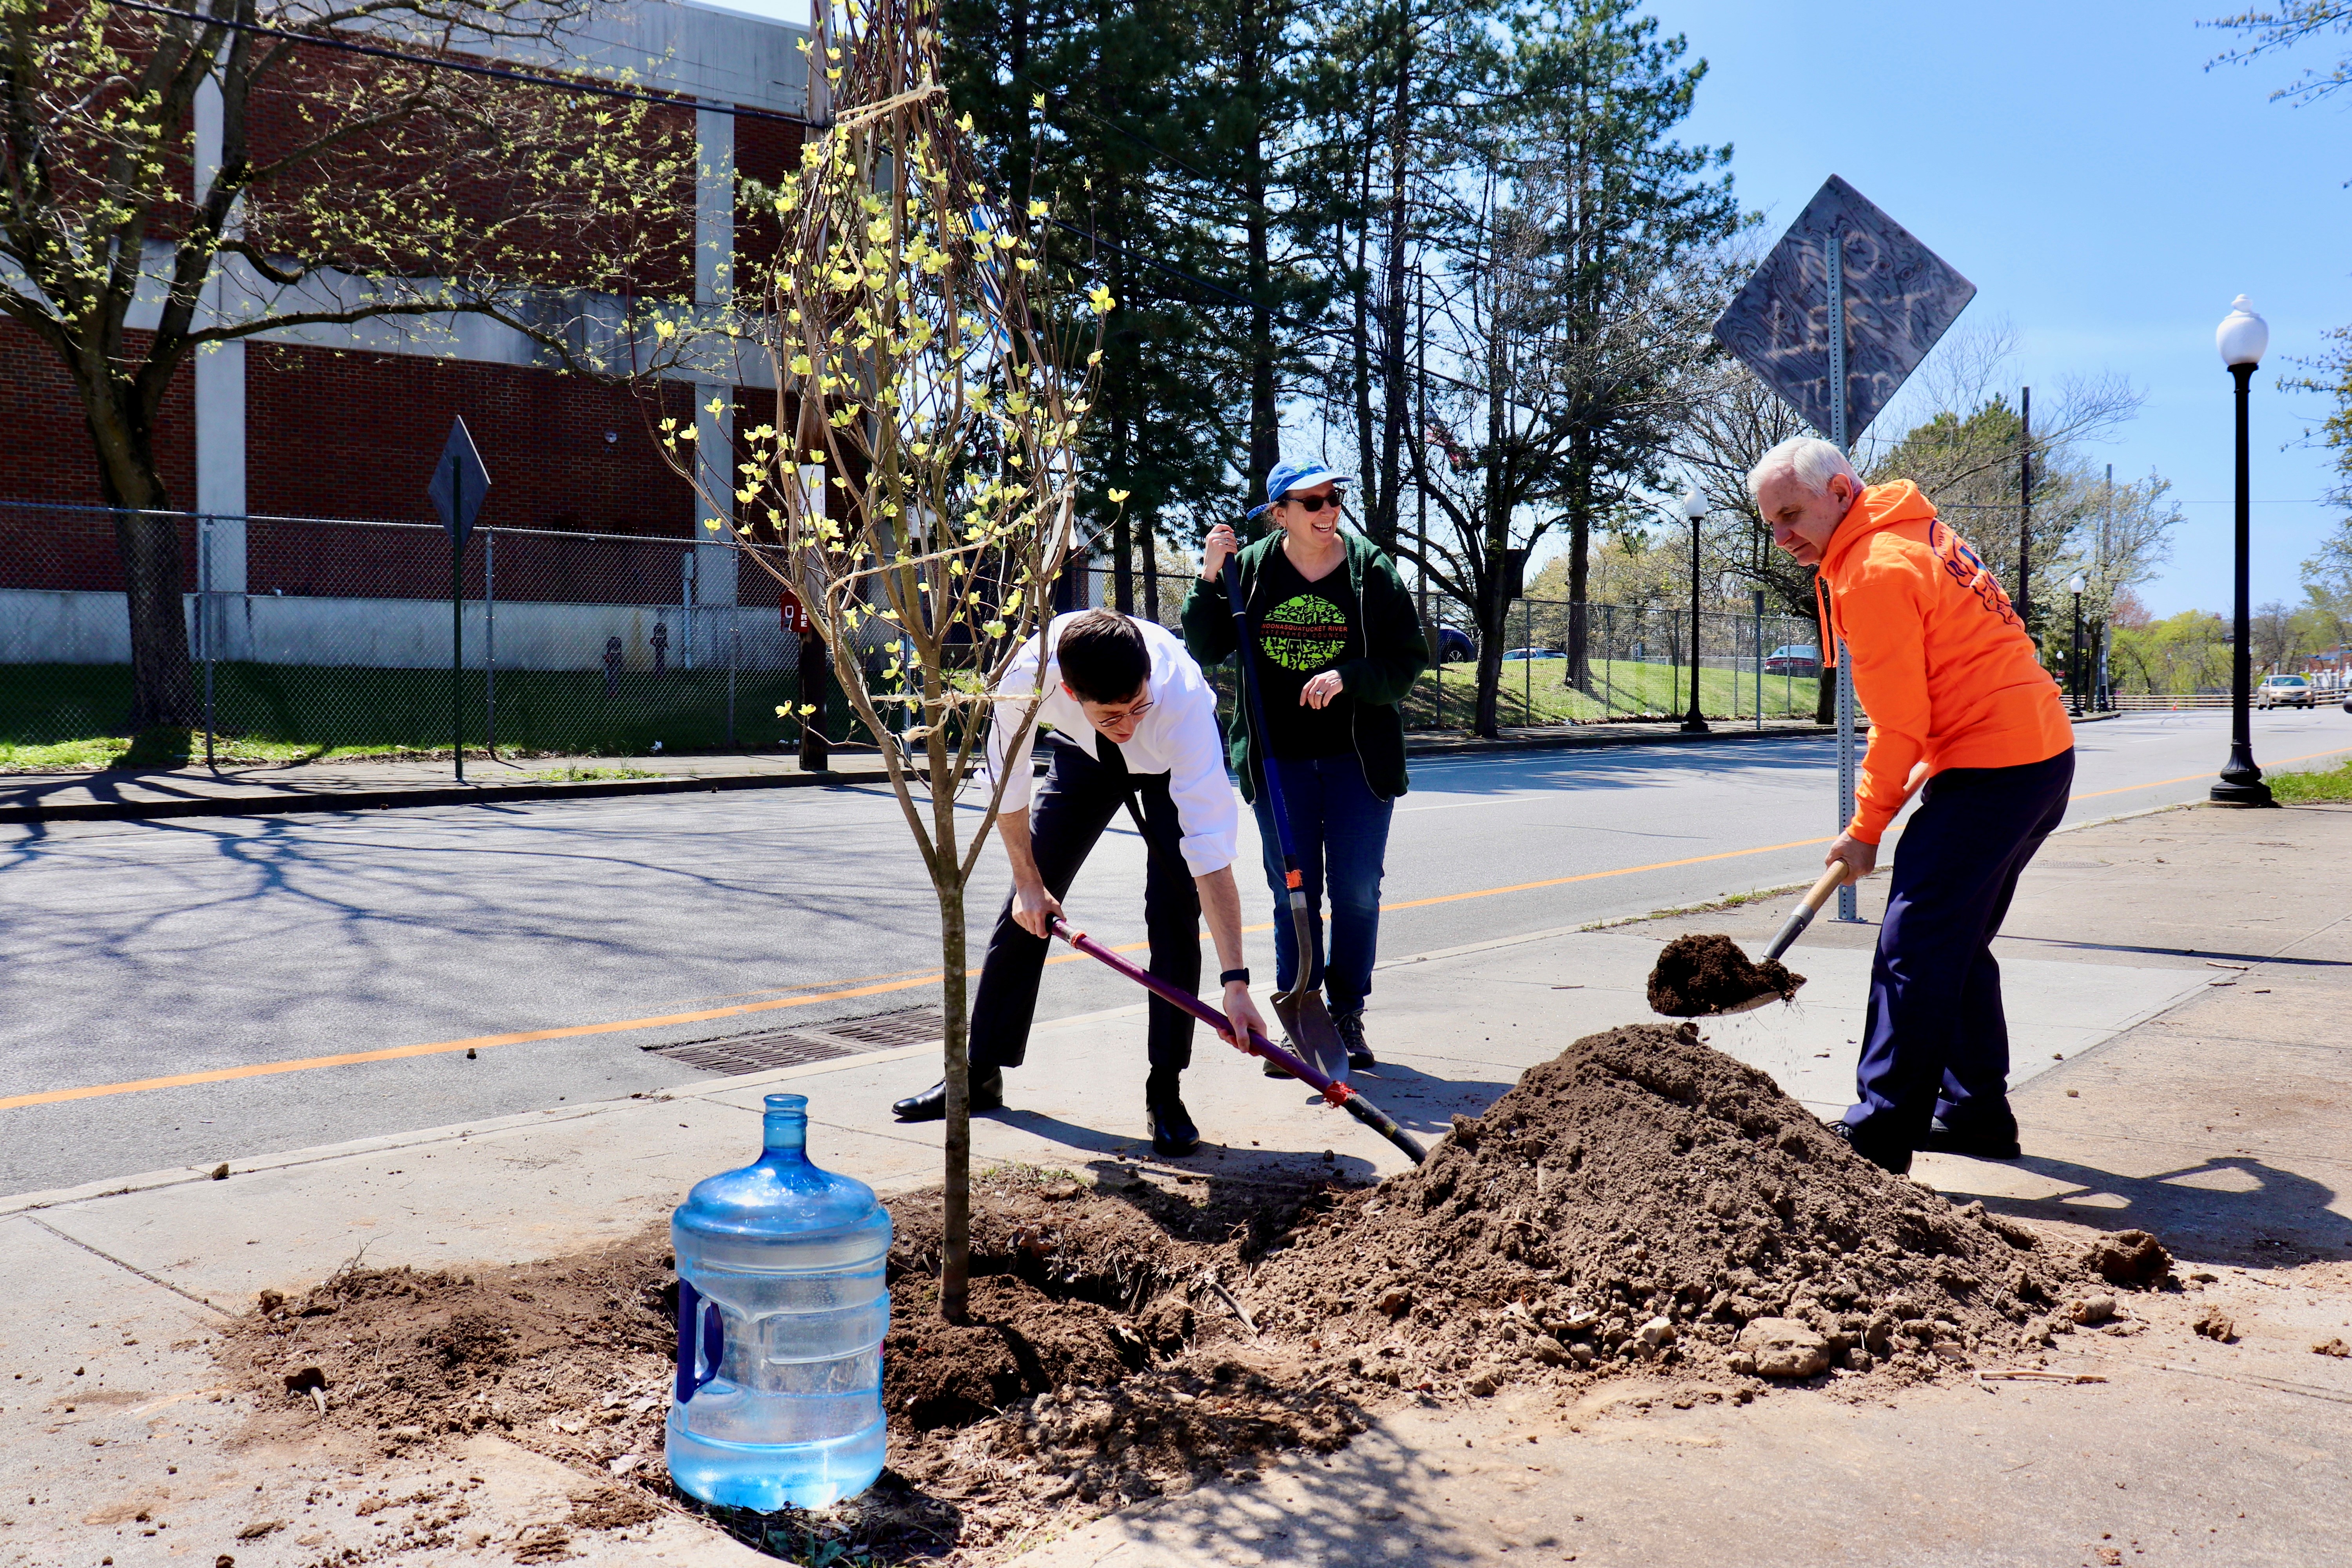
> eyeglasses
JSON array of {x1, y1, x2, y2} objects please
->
[{"x1": 1281, "y1": 493, "x2": 1343, "y2": 514}]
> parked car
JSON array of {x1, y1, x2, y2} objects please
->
[
  {"x1": 1503, "y1": 646, "x2": 1564, "y2": 661},
  {"x1": 1763, "y1": 644, "x2": 1821, "y2": 677},
  {"x1": 2256, "y1": 673, "x2": 2314, "y2": 709},
  {"x1": 1436, "y1": 626, "x2": 1477, "y2": 664}
]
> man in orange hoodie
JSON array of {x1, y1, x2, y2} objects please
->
[{"x1": 1749, "y1": 436, "x2": 2076, "y2": 1176}]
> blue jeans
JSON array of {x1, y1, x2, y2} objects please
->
[
  {"x1": 1251, "y1": 753, "x2": 1394, "y2": 1014},
  {"x1": 1847, "y1": 748, "x2": 2075, "y2": 1147}
]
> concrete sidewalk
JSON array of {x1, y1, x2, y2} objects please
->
[
  {"x1": 0, "y1": 719, "x2": 1859, "y2": 824},
  {"x1": 2, "y1": 800, "x2": 2341, "y2": 1565}
]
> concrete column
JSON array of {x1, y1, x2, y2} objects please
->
[
  {"x1": 192, "y1": 74, "x2": 247, "y2": 662},
  {"x1": 695, "y1": 106, "x2": 736, "y2": 310}
]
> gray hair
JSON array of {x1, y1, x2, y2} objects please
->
[{"x1": 1745, "y1": 437, "x2": 1857, "y2": 503}]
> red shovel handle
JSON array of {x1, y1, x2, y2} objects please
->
[{"x1": 1049, "y1": 917, "x2": 1426, "y2": 1165}]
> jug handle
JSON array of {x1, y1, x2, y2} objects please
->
[{"x1": 673, "y1": 1281, "x2": 727, "y2": 1404}]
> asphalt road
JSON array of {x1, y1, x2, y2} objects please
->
[{"x1": 4, "y1": 708, "x2": 2347, "y2": 1193}]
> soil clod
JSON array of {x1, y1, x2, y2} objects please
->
[{"x1": 1647, "y1": 933, "x2": 1805, "y2": 1017}]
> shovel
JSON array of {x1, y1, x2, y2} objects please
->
[
  {"x1": 1220, "y1": 555, "x2": 1352, "y2": 1084},
  {"x1": 1048, "y1": 915, "x2": 1425, "y2": 1164},
  {"x1": 1647, "y1": 863, "x2": 1851, "y2": 1018}
]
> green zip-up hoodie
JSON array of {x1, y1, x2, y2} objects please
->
[{"x1": 1180, "y1": 528, "x2": 1428, "y2": 804}]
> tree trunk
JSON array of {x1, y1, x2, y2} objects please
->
[
  {"x1": 1563, "y1": 434, "x2": 1593, "y2": 694},
  {"x1": 1241, "y1": 0, "x2": 1276, "y2": 523},
  {"x1": 87, "y1": 390, "x2": 198, "y2": 730},
  {"x1": 1140, "y1": 510, "x2": 1160, "y2": 624},
  {"x1": 799, "y1": 627, "x2": 831, "y2": 769},
  {"x1": 937, "y1": 869, "x2": 970, "y2": 1324},
  {"x1": 1372, "y1": 18, "x2": 1412, "y2": 554}
]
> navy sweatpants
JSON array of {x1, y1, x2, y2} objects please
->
[{"x1": 1846, "y1": 747, "x2": 2075, "y2": 1147}]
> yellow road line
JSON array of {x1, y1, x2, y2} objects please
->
[{"x1": 13, "y1": 746, "x2": 2346, "y2": 1113}]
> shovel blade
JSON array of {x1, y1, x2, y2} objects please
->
[{"x1": 1271, "y1": 989, "x2": 1350, "y2": 1084}]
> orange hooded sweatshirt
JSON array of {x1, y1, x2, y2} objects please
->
[{"x1": 1817, "y1": 481, "x2": 2074, "y2": 844}]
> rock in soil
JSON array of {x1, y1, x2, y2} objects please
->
[
  {"x1": 1242, "y1": 1024, "x2": 2087, "y2": 1396},
  {"x1": 1735, "y1": 1318, "x2": 1831, "y2": 1379},
  {"x1": 1647, "y1": 933, "x2": 1805, "y2": 1018},
  {"x1": 2083, "y1": 1229, "x2": 2173, "y2": 1287},
  {"x1": 2191, "y1": 1306, "x2": 2236, "y2": 1342}
]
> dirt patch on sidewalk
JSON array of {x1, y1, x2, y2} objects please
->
[
  {"x1": 216, "y1": 1025, "x2": 2133, "y2": 1564},
  {"x1": 1245, "y1": 1024, "x2": 2092, "y2": 1395},
  {"x1": 218, "y1": 1167, "x2": 1363, "y2": 1563}
]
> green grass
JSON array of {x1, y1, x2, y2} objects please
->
[
  {"x1": 0, "y1": 661, "x2": 863, "y2": 770},
  {"x1": 2267, "y1": 756, "x2": 2352, "y2": 803},
  {"x1": 1403, "y1": 656, "x2": 1821, "y2": 730},
  {"x1": 530, "y1": 765, "x2": 665, "y2": 782}
]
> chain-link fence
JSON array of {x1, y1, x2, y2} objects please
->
[
  {"x1": 0, "y1": 502, "x2": 874, "y2": 764},
  {"x1": 1068, "y1": 559, "x2": 1826, "y2": 733}
]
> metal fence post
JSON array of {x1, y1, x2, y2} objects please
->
[
  {"x1": 727, "y1": 607, "x2": 739, "y2": 749},
  {"x1": 199, "y1": 514, "x2": 216, "y2": 769},
  {"x1": 1522, "y1": 597, "x2": 1532, "y2": 725},
  {"x1": 1752, "y1": 591, "x2": 1764, "y2": 731},
  {"x1": 485, "y1": 527, "x2": 497, "y2": 757}
]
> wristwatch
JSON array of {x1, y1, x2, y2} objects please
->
[{"x1": 1220, "y1": 968, "x2": 1250, "y2": 987}]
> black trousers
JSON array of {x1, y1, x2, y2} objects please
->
[{"x1": 968, "y1": 735, "x2": 1202, "y2": 1073}]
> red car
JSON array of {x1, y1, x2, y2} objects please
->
[{"x1": 1763, "y1": 644, "x2": 1820, "y2": 677}]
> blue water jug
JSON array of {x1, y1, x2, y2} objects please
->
[{"x1": 667, "y1": 1092, "x2": 891, "y2": 1511}]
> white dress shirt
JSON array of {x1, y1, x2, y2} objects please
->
[{"x1": 984, "y1": 613, "x2": 1240, "y2": 876}]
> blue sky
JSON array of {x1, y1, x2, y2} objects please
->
[
  {"x1": 704, "y1": 0, "x2": 2349, "y2": 615},
  {"x1": 1644, "y1": 0, "x2": 2352, "y2": 617}
]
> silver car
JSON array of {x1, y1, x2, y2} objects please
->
[{"x1": 2255, "y1": 674, "x2": 2314, "y2": 709}]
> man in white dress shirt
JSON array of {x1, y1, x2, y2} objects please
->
[{"x1": 889, "y1": 609, "x2": 1270, "y2": 1156}]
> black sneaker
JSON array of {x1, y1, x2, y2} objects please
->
[
  {"x1": 1333, "y1": 1011, "x2": 1375, "y2": 1071},
  {"x1": 891, "y1": 1067, "x2": 1004, "y2": 1122},
  {"x1": 1262, "y1": 1038, "x2": 1297, "y2": 1079},
  {"x1": 1147, "y1": 1091, "x2": 1200, "y2": 1158},
  {"x1": 1827, "y1": 1117, "x2": 1913, "y2": 1176},
  {"x1": 1920, "y1": 1116, "x2": 2023, "y2": 1160}
]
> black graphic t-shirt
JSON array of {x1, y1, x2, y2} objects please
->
[{"x1": 1252, "y1": 548, "x2": 1359, "y2": 760}]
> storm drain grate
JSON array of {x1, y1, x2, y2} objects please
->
[{"x1": 647, "y1": 1006, "x2": 945, "y2": 1077}]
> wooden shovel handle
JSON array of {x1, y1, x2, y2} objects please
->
[{"x1": 1798, "y1": 861, "x2": 1853, "y2": 914}]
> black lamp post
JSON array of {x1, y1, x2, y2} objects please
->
[
  {"x1": 2212, "y1": 296, "x2": 2274, "y2": 807},
  {"x1": 2068, "y1": 573, "x2": 2086, "y2": 717},
  {"x1": 1679, "y1": 487, "x2": 1709, "y2": 735}
]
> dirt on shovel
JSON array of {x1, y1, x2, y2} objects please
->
[{"x1": 1647, "y1": 932, "x2": 1806, "y2": 1017}]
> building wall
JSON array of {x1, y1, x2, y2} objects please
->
[
  {"x1": 0, "y1": 321, "x2": 196, "y2": 512},
  {"x1": 243, "y1": 343, "x2": 697, "y2": 534}
]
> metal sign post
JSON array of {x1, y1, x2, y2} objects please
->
[
  {"x1": 1711, "y1": 175, "x2": 1975, "y2": 924},
  {"x1": 428, "y1": 417, "x2": 492, "y2": 782}
]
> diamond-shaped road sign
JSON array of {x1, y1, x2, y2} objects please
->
[
  {"x1": 428, "y1": 417, "x2": 492, "y2": 546},
  {"x1": 1711, "y1": 175, "x2": 1975, "y2": 444}
]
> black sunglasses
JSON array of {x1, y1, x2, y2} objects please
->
[{"x1": 1281, "y1": 492, "x2": 1343, "y2": 513}]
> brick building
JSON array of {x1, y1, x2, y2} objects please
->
[{"x1": 0, "y1": 0, "x2": 811, "y2": 676}]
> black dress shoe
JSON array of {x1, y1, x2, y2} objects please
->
[
  {"x1": 1147, "y1": 1093, "x2": 1200, "y2": 1158},
  {"x1": 891, "y1": 1067, "x2": 1004, "y2": 1122},
  {"x1": 1920, "y1": 1117, "x2": 2022, "y2": 1160},
  {"x1": 1827, "y1": 1118, "x2": 1913, "y2": 1176}
]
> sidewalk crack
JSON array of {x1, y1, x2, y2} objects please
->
[{"x1": 24, "y1": 1216, "x2": 232, "y2": 1317}]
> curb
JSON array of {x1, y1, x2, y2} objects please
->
[
  {"x1": 0, "y1": 762, "x2": 899, "y2": 825},
  {"x1": 1405, "y1": 723, "x2": 1834, "y2": 757},
  {"x1": 1, "y1": 710, "x2": 2134, "y2": 824}
]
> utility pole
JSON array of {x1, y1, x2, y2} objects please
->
[{"x1": 2018, "y1": 386, "x2": 2033, "y2": 649}]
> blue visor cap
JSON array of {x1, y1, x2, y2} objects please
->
[{"x1": 1246, "y1": 461, "x2": 1354, "y2": 520}]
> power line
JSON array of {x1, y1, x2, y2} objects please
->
[{"x1": 100, "y1": 0, "x2": 809, "y2": 127}]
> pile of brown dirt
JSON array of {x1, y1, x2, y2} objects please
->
[
  {"x1": 1647, "y1": 933, "x2": 1804, "y2": 1016},
  {"x1": 1243, "y1": 1024, "x2": 2088, "y2": 1396},
  {"x1": 219, "y1": 1168, "x2": 1361, "y2": 1564}
]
